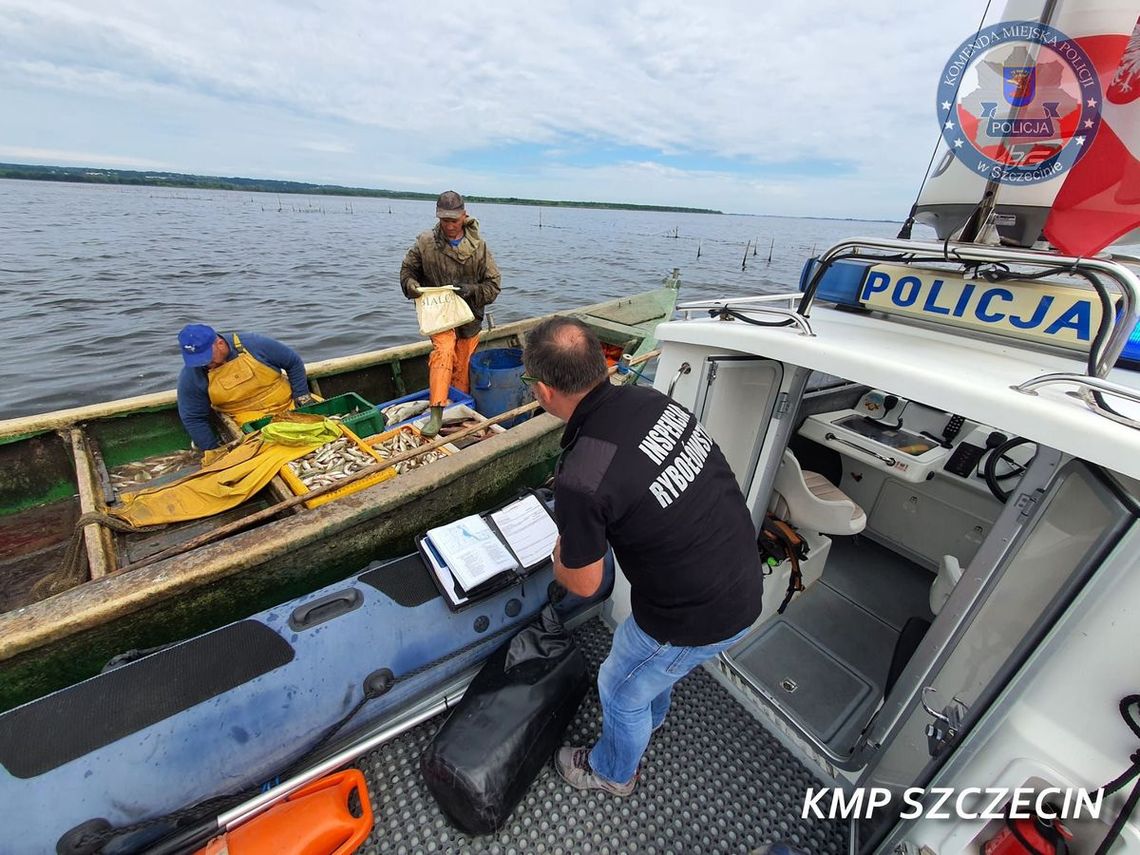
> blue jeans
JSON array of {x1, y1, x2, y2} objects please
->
[{"x1": 588, "y1": 617, "x2": 752, "y2": 785}]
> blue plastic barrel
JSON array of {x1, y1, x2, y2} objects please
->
[{"x1": 471, "y1": 348, "x2": 531, "y2": 426}]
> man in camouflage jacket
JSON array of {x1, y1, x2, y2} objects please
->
[{"x1": 400, "y1": 190, "x2": 502, "y2": 436}]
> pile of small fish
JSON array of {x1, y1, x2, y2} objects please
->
[
  {"x1": 371, "y1": 428, "x2": 449, "y2": 475},
  {"x1": 286, "y1": 437, "x2": 377, "y2": 490},
  {"x1": 380, "y1": 400, "x2": 430, "y2": 424},
  {"x1": 109, "y1": 450, "x2": 200, "y2": 490}
]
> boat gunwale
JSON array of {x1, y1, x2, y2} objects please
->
[{"x1": 0, "y1": 289, "x2": 670, "y2": 442}]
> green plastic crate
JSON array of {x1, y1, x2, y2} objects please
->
[{"x1": 241, "y1": 392, "x2": 386, "y2": 438}]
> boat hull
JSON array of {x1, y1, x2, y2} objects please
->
[{"x1": 0, "y1": 548, "x2": 614, "y2": 853}]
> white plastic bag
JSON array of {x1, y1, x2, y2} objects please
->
[{"x1": 415, "y1": 286, "x2": 476, "y2": 337}]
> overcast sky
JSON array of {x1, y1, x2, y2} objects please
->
[{"x1": 0, "y1": 1, "x2": 983, "y2": 219}]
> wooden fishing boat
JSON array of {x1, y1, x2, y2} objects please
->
[{"x1": 0, "y1": 282, "x2": 678, "y2": 712}]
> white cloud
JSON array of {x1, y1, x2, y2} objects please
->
[
  {"x1": 0, "y1": 0, "x2": 984, "y2": 216},
  {"x1": 297, "y1": 140, "x2": 354, "y2": 155},
  {"x1": 0, "y1": 145, "x2": 169, "y2": 169},
  {"x1": 473, "y1": 159, "x2": 917, "y2": 220}
]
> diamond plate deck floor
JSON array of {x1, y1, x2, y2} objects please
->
[{"x1": 353, "y1": 617, "x2": 846, "y2": 854}]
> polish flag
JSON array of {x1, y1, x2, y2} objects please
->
[{"x1": 1044, "y1": 18, "x2": 1140, "y2": 257}]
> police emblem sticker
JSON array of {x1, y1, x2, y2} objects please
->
[{"x1": 938, "y1": 21, "x2": 1102, "y2": 185}]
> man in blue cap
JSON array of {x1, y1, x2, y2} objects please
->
[{"x1": 176, "y1": 324, "x2": 314, "y2": 458}]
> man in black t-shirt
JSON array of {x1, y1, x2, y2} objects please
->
[{"x1": 523, "y1": 316, "x2": 763, "y2": 797}]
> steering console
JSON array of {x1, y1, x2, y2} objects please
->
[{"x1": 983, "y1": 436, "x2": 1038, "y2": 502}]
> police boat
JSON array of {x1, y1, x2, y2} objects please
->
[{"x1": 636, "y1": 243, "x2": 1140, "y2": 850}]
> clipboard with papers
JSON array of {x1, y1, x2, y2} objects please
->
[{"x1": 415, "y1": 490, "x2": 560, "y2": 610}]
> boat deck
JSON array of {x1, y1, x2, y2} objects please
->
[{"x1": 352, "y1": 618, "x2": 846, "y2": 854}]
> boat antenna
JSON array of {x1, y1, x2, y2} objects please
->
[
  {"x1": 897, "y1": 0, "x2": 994, "y2": 240},
  {"x1": 959, "y1": 0, "x2": 1061, "y2": 243}
]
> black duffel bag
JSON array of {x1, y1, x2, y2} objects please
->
[{"x1": 420, "y1": 604, "x2": 589, "y2": 835}]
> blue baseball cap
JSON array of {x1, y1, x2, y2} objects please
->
[{"x1": 178, "y1": 324, "x2": 218, "y2": 367}]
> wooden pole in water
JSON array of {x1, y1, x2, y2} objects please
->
[
  {"x1": 114, "y1": 351, "x2": 662, "y2": 574},
  {"x1": 767, "y1": 238, "x2": 774, "y2": 264},
  {"x1": 696, "y1": 241, "x2": 701, "y2": 260},
  {"x1": 753, "y1": 239, "x2": 758, "y2": 256},
  {"x1": 741, "y1": 241, "x2": 750, "y2": 270}
]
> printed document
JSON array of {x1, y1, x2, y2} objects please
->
[
  {"x1": 420, "y1": 538, "x2": 469, "y2": 607},
  {"x1": 490, "y1": 494, "x2": 559, "y2": 570},
  {"x1": 426, "y1": 514, "x2": 517, "y2": 590}
]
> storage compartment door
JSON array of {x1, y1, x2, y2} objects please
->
[
  {"x1": 852, "y1": 460, "x2": 1135, "y2": 852},
  {"x1": 870, "y1": 480, "x2": 992, "y2": 569},
  {"x1": 693, "y1": 357, "x2": 783, "y2": 494}
]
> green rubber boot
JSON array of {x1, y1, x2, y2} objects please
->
[{"x1": 421, "y1": 405, "x2": 444, "y2": 438}]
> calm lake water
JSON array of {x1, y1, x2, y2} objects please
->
[{"x1": 0, "y1": 179, "x2": 918, "y2": 419}]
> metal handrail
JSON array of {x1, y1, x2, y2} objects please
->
[
  {"x1": 677, "y1": 292, "x2": 800, "y2": 310},
  {"x1": 1109, "y1": 251, "x2": 1140, "y2": 267},
  {"x1": 679, "y1": 302, "x2": 815, "y2": 337},
  {"x1": 798, "y1": 237, "x2": 1140, "y2": 378},
  {"x1": 667, "y1": 362, "x2": 691, "y2": 398},
  {"x1": 1012, "y1": 372, "x2": 1140, "y2": 430},
  {"x1": 1013, "y1": 372, "x2": 1140, "y2": 397}
]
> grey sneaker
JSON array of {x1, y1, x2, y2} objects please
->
[{"x1": 554, "y1": 746, "x2": 636, "y2": 796}]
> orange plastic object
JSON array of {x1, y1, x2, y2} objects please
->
[
  {"x1": 195, "y1": 769, "x2": 373, "y2": 855},
  {"x1": 601, "y1": 342, "x2": 624, "y2": 367}
]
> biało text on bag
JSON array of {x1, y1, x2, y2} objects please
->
[{"x1": 416, "y1": 286, "x2": 476, "y2": 337}]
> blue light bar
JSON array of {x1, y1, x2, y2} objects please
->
[
  {"x1": 1120, "y1": 319, "x2": 1140, "y2": 369},
  {"x1": 798, "y1": 256, "x2": 1140, "y2": 371},
  {"x1": 797, "y1": 258, "x2": 872, "y2": 307}
]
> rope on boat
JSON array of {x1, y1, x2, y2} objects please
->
[
  {"x1": 30, "y1": 512, "x2": 162, "y2": 601},
  {"x1": 1094, "y1": 694, "x2": 1140, "y2": 855}
]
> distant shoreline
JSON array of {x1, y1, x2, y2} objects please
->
[{"x1": 0, "y1": 163, "x2": 723, "y2": 215}]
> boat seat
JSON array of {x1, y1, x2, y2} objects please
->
[
  {"x1": 929, "y1": 555, "x2": 963, "y2": 615},
  {"x1": 772, "y1": 449, "x2": 866, "y2": 536}
]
